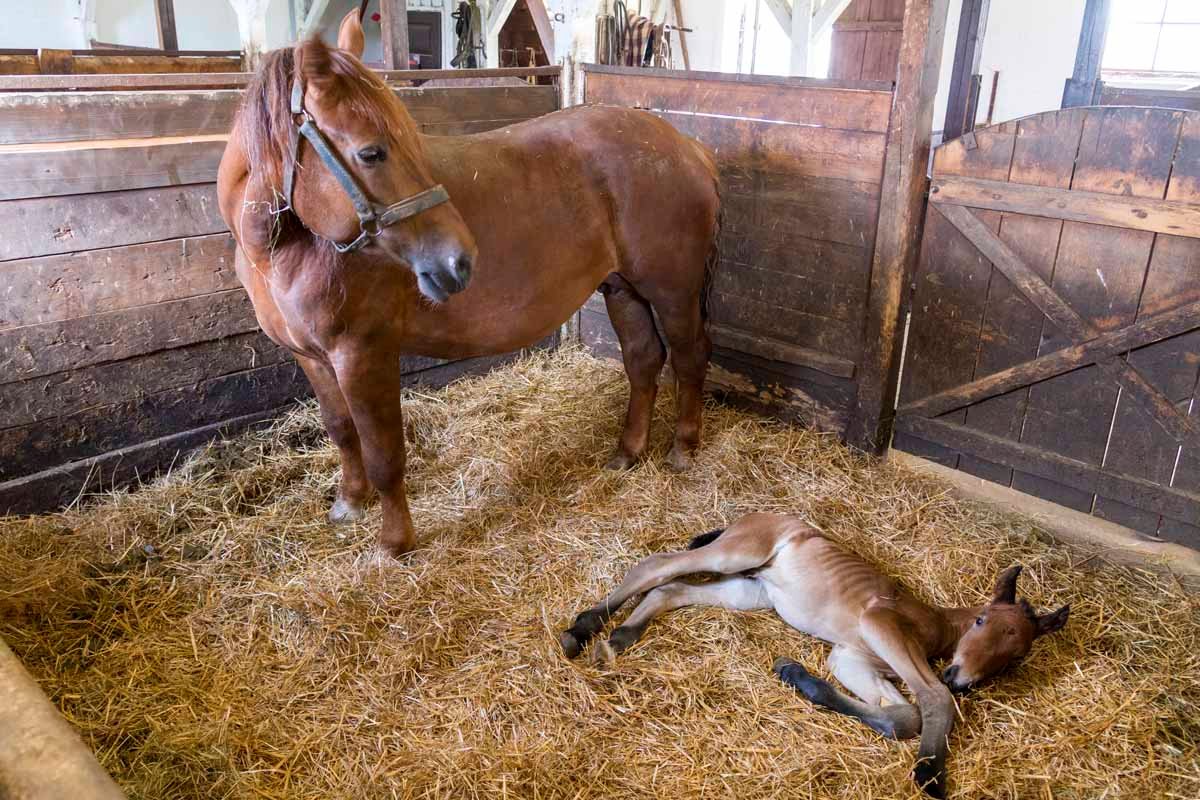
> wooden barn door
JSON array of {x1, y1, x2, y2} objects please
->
[
  {"x1": 895, "y1": 107, "x2": 1200, "y2": 546},
  {"x1": 829, "y1": 0, "x2": 905, "y2": 82}
]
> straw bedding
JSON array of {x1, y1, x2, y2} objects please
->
[{"x1": 1, "y1": 348, "x2": 1197, "y2": 799}]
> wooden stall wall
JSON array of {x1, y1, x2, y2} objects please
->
[
  {"x1": 1095, "y1": 83, "x2": 1200, "y2": 112},
  {"x1": 0, "y1": 71, "x2": 559, "y2": 515},
  {"x1": 895, "y1": 106, "x2": 1200, "y2": 547},
  {"x1": 581, "y1": 64, "x2": 895, "y2": 434},
  {"x1": 0, "y1": 49, "x2": 243, "y2": 76},
  {"x1": 829, "y1": 0, "x2": 905, "y2": 83}
]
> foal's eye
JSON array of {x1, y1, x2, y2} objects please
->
[
  {"x1": 975, "y1": 617, "x2": 984, "y2": 626},
  {"x1": 357, "y1": 145, "x2": 387, "y2": 165}
]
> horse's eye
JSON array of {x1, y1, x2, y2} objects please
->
[
  {"x1": 975, "y1": 617, "x2": 984, "y2": 626},
  {"x1": 357, "y1": 145, "x2": 387, "y2": 164}
]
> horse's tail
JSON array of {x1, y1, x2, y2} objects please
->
[{"x1": 693, "y1": 139, "x2": 722, "y2": 323}]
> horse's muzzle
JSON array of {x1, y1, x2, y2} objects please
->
[
  {"x1": 941, "y1": 664, "x2": 973, "y2": 694},
  {"x1": 415, "y1": 253, "x2": 473, "y2": 302}
]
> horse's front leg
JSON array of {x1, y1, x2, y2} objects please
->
[
  {"x1": 859, "y1": 609, "x2": 956, "y2": 799},
  {"x1": 331, "y1": 348, "x2": 415, "y2": 556},
  {"x1": 296, "y1": 354, "x2": 372, "y2": 523}
]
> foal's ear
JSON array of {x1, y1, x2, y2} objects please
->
[
  {"x1": 991, "y1": 564, "x2": 1023, "y2": 605},
  {"x1": 1035, "y1": 604, "x2": 1070, "y2": 638},
  {"x1": 337, "y1": 8, "x2": 366, "y2": 59}
]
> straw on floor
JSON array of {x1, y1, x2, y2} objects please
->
[{"x1": 1, "y1": 347, "x2": 1197, "y2": 800}]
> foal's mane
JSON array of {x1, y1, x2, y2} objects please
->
[{"x1": 238, "y1": 41, "x2": 411, "y2": 233}]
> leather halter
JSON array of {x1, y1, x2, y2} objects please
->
[{"x1": 282, "y1": 76, "x2": 451, "y2": 254}]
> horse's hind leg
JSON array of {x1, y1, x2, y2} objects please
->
[
  {"x1": 599, "y1": 274, "x2": 666, "y2": 470},
  {"x1": 654, "y1": 293, "x2": 711, "y2": 472},
  {"x1": 296, "y1": 354, "x2": 372, "y2": 522}
]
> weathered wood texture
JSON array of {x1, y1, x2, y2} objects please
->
[
  {"x1": 896, "y1": 106, "x2": 1200, "y2": 547},
  {"x1": 1096, "y1": 83, "x2": 1200, "y2": 113},
  {"x1": 0, "y1": 49, "x2": 242, "y2": 76},
  {"x1": 581, "y1": 64, "x2": 894, "y2": 435},
  {"x1": 0, "y1": 75, "x2": 561, "y2": 514},
  {"x1": 829, "y1": 0, "x2": 906, "y2": 83}
]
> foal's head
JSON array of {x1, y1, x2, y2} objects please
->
[
  {"x1": 942, "y1": 565, "x2": 1069, "y2": 693},
  {"x1": 241, "y1": 11, "x2": 477, "y2": 302}
]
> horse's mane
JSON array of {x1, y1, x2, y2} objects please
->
[{"x1": 238, "y1": 41, "x2": 411, "y2": 230}]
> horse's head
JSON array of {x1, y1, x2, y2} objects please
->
[
  {"x1": 241, "y1": 10, "x2": 477, "y2": 302},
  {"x1": 941, "y1": 565, "x2": 1069, "y2": 693}
]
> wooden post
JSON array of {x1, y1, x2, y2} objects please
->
[
  {"x1": 1062, "y1": 0, "x2": 1110, "y2": 108},
  {"x1": 942, "y1": 0, "x2": 988, "y2": 140},
  {"x1": 155, "y1": 0, "x2": 180, "y2": 51},
  {"x1": 672, "y1": 0, "x2": 691, "y2": 70},
  {"x1": 380, "y1": 0, "x2": 411, "y2": 69},
  {"x1": 227, "y1": 0, "x2": 271, "y2": 71},
  {"x1": 791, "y1": 0, "x2": 813, "y2": 76},
  {"x1": 845, "y1": 0, "x2": 951, "y2": 454}
]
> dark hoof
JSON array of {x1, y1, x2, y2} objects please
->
[
  {"x1": 913, "y1": 760, "x2": 947, "y2": 799},
  {"x1": 774, "y1": 657, "x2": 837, "y2": 708},
  {"x1": 608, "y1": 625, "x2": 641, "y2": 654},
  {"x1": 665, "y1": 444, "x2": 694, "y2": 472},
  {"x1": 560, "y1": 630, "x2": 583, "y2": 659},
  {"x1": 604, "y1": 451, "x2": 638, "y2": 471}
]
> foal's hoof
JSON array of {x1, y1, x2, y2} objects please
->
[
  {"x1": 604, "y1": 451, "x2": 639, "y2": 471},
  {"x1": 560, "y1": 630, "x2": 584, "y2": 659},
  {"x1": 589, "y1": 638, "x2": 616, "y2": 666},
  {"x1": 665, "y1": 445, "x2": 694, "y2": 472},
  {"x1": 328, "y1": 497, "x2": 366, "y2": 524},
  {"x1": 774, "y1": 657, "x2": 836, "y2": 706},
  {"x1": 913, "y1": 760, "x2": 947, "y2": 799}
]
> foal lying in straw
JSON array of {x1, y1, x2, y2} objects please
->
[{"x1": 561, "y1": 513, "x2": 1070, "y2": 798}]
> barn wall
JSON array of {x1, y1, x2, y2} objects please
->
[{"x1": 0, "y1": 74, "x2": 560, "y2": 515}]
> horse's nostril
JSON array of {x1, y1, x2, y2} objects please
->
[
  {"x1": 452, "y1": 254, "x2": 472, "y2": 285},
  {"x1": 942, "y1": 665, "x2": 959, "y2": 683}
]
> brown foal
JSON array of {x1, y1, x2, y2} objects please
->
[
  {"x1": 561, "y1": 513, "x2": 1070, "y2": 798},
  {"x1": 217, "y1": 12, "x2": 720, "y2": 555}
]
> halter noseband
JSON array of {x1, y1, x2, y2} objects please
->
[{"x1": 282, "y1": 76, "x2": 451, "y2": 254}]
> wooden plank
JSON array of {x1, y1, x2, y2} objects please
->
[
  {"x1": 0, "y1": 90, "x2": 240, "y2": 144},
  {"x1": 708, "y1": 323, "x2": 855, "y2": 379},
  {"x1": 155, "y1": 0, "x2": 179, "y2": 51},
  {"x1": 0, "y1": 358, "x2": 310, "y2": 481},
  {"x1": 834, "y1": 20, "x2": 904, "y2": 31},
  {"x1": 0, "y1": 331, "x2": 287, "y2": 430},
  {"x1": 380, "y1": 0, "x2": 411, "y2": 70},
  {"x1": 710, "y1": 291, "x2": 863, "y2": 363},
  {"x1": 845, "y1": 0, "x2": 951, "y2": 452},
  {"x1": 1062, "y1": 0, "x2": 1111, "y2": 108},
  {"x1": 397, "y1": 85, "x2": 558, "y2": 123},
  {"x1": 1099, "y1": 86, "x2": 1200, "y2": 112},
  {"x1": 719, "y1": 229, "x2": 870, "y2": 291},
  {"x1": 931, "y1": 174, "x2": 1200, "y2": 239},
  {"x1": 0, "y1": 290, "x2": 259, "y2": 384},
  {"x1": 581, "y1": 62, "x2": 893, "y2": 92},
  {"x1": 937, "y1": 201, "x2": 1200, "y2": 447},
  {"x1": 0, "y1": 183, "x2": 225, "y2": 262},
  {"x1": 713, "y1": 259, "x2": 869, "y2": 324},
  {"x1": 68, "y1": 54, "x2": 243, "y2": 74},
  {"x1": 898, "y1": 415, "x2": 1200, "y2": 526},
  {"x1": 0, "y1": 54, "x2": 39, "y2": 75},
  {"x1": 724, "y1": 179, "x2": 881, "y2": 248},
  {"x1": 0, "y1": 135, "x2": 227, "y2": 200},
  {"x1": 707, "y1": 349, "x2": 850, "y2": 434},
  {"x1": 0, "y1": 233, "x2": 237, "y2": 331},
  {"x1": 943, "y1": 0, "x2": 990, "y2": 140},
  {"x1": 829, "y1": 30, "x2": 867, "y2": 81},
  {"x1": 901, "y1": 300, "x2": 1200, "y2": 418},
  {"x1": 584, "y1": 70, "x2": 894, "y2": 133}
]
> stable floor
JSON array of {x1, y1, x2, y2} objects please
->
[{"x1": 1, "y1": 349, "x2": 1197, "y2": 799}]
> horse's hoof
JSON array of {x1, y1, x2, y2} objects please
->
[
  {"x1": 604, "y1": 451, "x2": 638, "y2": 471},
  {"x1": 560, "y1": 630, "x2": 583, "y2": 659},
  {"x1": 328, "y1": 497, "x2": 366, "y2": 524},
  {"x1": 665, "y1": 445, "x2": 694, "y2": 472},
  {"x1": 589, "y1": 638, "x2": 616, "y2": 666},
  {"x1": 913, "y1": 760, "x2": 947, "y2": 799},
  {"x1": 378, "y1": 536, "x2": 415, "y2": 558}
]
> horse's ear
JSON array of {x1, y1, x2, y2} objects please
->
[
  {"x1": 337, "y1": 9, "x2": 366, "y2": 58},
  {"x1": 991, "y1": 565, "x2": 1022, "y2": 605},
  {"x1": 296, "y1": 37, "x2": 337, "y2": 93},
  {"x1": 1035, "y1": 604, "x2": 1070, "y2": 638}
]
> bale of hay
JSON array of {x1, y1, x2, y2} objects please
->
[{"x1": 0, "y1": 347, "x2": 1197, "y2": 799}]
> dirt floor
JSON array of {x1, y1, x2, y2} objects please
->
[{"x1": 1, "y1": 348, "x2": 1197, "y2": 799}]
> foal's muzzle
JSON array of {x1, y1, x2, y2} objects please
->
[
  {"x1": 941, "y1": 664, "x2": 973, "y2": 694},
  {"x1": 414, "y1": 252, "x2": 473, "y2": 302}
]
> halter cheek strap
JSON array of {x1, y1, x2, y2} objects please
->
[{"x1": 283, "y1": 77, "x2": 451, "y2": 254}]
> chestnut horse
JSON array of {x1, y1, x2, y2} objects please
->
[
  {"x1": 217, "y1": 13, "x2": 720, "y2": 555},
  {"x1": 561, "y1": 513, "x2": 1070, "y2": 798}
]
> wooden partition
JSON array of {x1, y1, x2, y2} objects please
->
[
  {"x1": 0, "y1": 48, "x2": 243, "y2": 76},
  {"x1": 0, "y1": 68, "x2": 560, "y2": 515},
  {"x1": 1095, "y1": 83, "x2": 1200, "y2": 112},
  {"x1": 829, "y1": 0, "x2": 905, "y2": 83},
  {"x1": 580, "y1": 64, "x2": 895, "y2": 434}
]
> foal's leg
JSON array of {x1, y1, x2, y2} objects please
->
[
  {"x1": 599, "y1": 275, "x2": 666, "y2": 470},
  {"x1": 774, "y1": 646, "x2": 921, "y2": 740},
  {"x1": 561, "y1": 521, "x2": 786, "y2": 657},
  {"x1": 597, "y1": 577, "x2": 769, "y2": 661},
  {"x1": 296, "y1": 355, "x2": 372, "y2": 523},
  {"x1": 332, "y1": 349, "x2": 415, "y2": 556},
  {"x1": 652, "y1": 294, "x2": 711, "y2": 472}
]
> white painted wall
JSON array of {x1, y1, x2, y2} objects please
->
[{"x1": 0, "y1": 0, "x2": 88, "y2": 49}]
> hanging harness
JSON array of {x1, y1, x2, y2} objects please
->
[{"x1": 281, "y1": 0, "x2": 451, "y2": 254}]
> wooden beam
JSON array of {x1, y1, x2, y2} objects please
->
[
  {"x1": 672, "y1": 0, "x2": 691, "y2": 70},
  {"x1": 931, "y1": 174, "x2": 1200, "y2": 239},
  {"x1": 380, "y1": 0, "x2": 410, "y2": 69},
  {"x1": 813, "y1": 0, "x2": 855, "y2": 37},
  {"x1": 227, "y1": 0, "x2": 271, "y2": 70},
  {"x1": 943, "y1": 0, "x2": 989, "y2": 139},
  {"x1": 936, "y1": 202, "x2": 1200, "y2": 447},
  {"x1": 155, "y1": 0, "x2": 179, "y2": 51},
  {"x1": 299, "y1": 0, "x2": 332, "y2": 37},
  {"x1": 764, "y1": 0, "x2": 792, "y2": 33},
  {"x1": 845, "y1": 0, "x2": 952, "y2": 453},
  {"x1": 709, "y1": 323, "x2": 857, "y2": 379},
  {"x1": 900, "y1": 299, "x2": 1200, "y2": 418},
  {"x1": 897, "y1": 416, "x2": 1200, "y2": 525},
  {"x1": 524, "y1": 0, "x2": 556, "y2": 63},
  {"x1": 791, "y1": 0, "x2": 813, "y2": 76},
  {"x1": 1062, "y1": 0, "x2": 1111, "y2": 108}
]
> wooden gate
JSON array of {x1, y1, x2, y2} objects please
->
[{"x1": 896, "y1": 106, "x2": 1200, "y2": 546}]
